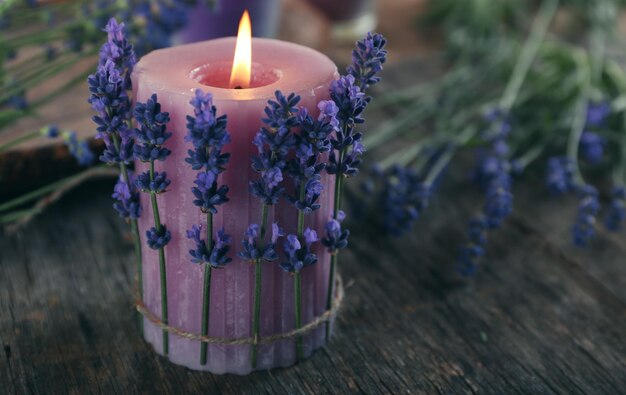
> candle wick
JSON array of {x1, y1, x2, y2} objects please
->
[{"x1": 234, "y1": 85, "x2": 243, "y2": 90}]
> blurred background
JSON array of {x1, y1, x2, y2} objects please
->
[{"x1": 2, "y1": 0, "x2": 626, "y2": 235}]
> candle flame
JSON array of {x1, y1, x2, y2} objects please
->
[{"x1": 229, "y1": 10, "x2": 252, "y2": 89}]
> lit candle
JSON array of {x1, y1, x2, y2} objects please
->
[{"x1": 133, "y1": 13, "x2": 338, "y2": 374}]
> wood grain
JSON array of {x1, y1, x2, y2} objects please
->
[{"x1": 2, "y1": 33, "x2": 626, "y2": 395}]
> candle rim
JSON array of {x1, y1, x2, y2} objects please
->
[{"x1": 133, "y1": 37, "x2": 339, "y2": 102}]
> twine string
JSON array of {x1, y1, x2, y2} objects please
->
[{"x1": 134, "y1": 275, "x2": 344, "y2": 346}]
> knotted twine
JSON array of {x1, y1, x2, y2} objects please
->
[{"x1": 134, "y1": 275, "x2": 344, "y2": 345}]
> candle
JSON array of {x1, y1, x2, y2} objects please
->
[{"x1": 132, "y1": 18, "x2": 338, "y2": 374}]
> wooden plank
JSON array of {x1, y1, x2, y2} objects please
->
[{"x1": 2, "y1": 155, "x2": 626, "y2": 393}]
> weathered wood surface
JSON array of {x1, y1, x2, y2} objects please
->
[{"x1": 2, "y1": 58, "x2": 626, "y2": 395}]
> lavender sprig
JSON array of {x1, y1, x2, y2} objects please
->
[
  {"x1": 280, "y1": 229, "x2": 319, "y2": 273},
  {"x1": 322, "y1": 210, "x2": 350, "y2": 254},
  {"x1": 87, "y1": 18, "x2": 144, "y2": 333},
  {"x1": 112, "y1": 172, "x2": 141, "y2": 220},
  {"x1": 282, "y1": 100, "x2": 337, "y2": 360},
  {"x1": 133, "y1": 93, "x2": 172, "y2": 357},
  {"x1": 454, "y1": 0, "x2": 561, "y2": 275},
  {"x1": 244, "y1": 91, "x2": 299, "y2": 369},
  {"x1": 324, "y1": 32, "x2": 387, "y2": 340},
  {"x1": 183, "y1": 89, "x2": 232, "y2": 365},
  {"x1": 379, "y1": 165, "x2": 431, "y2": 236}
]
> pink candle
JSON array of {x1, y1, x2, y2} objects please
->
[{"x1": 132, "y1": 36, "x2": 338, "y2": 374}]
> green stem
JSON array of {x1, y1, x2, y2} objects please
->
[
  {"x1": 0, "y1": 208, "x2": 33, "y2": 224},
  {"x1": 200, "y1": 212, "x2": 213, "y2": 365},
  {"x1": 251, "y1": 204, "x2": 269, "y2": 369},
  {"x1": 0, "y1": 67, "x2": 96, "y2": 132},
  {"x1": 567, "y1": 51, "x2": 592, "y2": 185},
  {"x1": 515, "y1": 144, "x2": 546, "y2": 170},
  {"x1": 362, "y1": 103, "x2": 431, "y2": 149},
  {"x1": 0, "y1": 165, "x2": 106, "y2": 213},
  {"x1": 294, "y1": 181, "x2": 306, "y2": 362},
  {"x1": 423, "y1": 127, "x2": 477, "y2": 186},
  {"x1": 0, "y1": 130, "x2": 40, "y2": 152},
  {"x1": 0, "y1": 0, "x2": 19, "y2": 15},
  {"x1": 148, "y1": 161, "x2": 168, "y2": 356},
  {"x1": 499, "y1": 0, "x2": 559, "y2": 113},
  {"x1": 0, "y1": 49, "x2": 97, "y2": 105},
  {"x1": 378, "y1": 142, "x2": 424, "y2": 170},
  {"x1": 114, "y1": 135, "x2": 143, "y2": 336},
  {"x1": 130, "y1": 218, "x2": 143, "y2": 334},
  {"x1": 294, "y1": 271, "x2": 303, "y2": 360},
  {"x1": 325, "y1": 147, "x2": 345, "y2": 341}
]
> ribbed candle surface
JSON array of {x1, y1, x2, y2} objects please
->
[{"x1": 132, "y1": 37, "x2": 338, "y2": 374}]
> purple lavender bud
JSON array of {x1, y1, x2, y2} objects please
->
[
  {"x1": 135, "y1": 171, "x2": 171, "y2": 194},
  {"x1": 41, "y1": 125, "x2": 59, "y2": 138},
  {"x1": 263, "y1": 167, "x2": 283, "y2": 189},
  {"x1": 337, "y1": 210, "x2": 346, "y2": 222},
  {"x1": 484, "y1": 172, "x2": 513, "y2": 229},
  {"x1": 580, "y1": 131, "x2": 605, "y2": 164},
  {"x1": 238, "y1": 223, "x2": 279, "y2": 262},
  {"x1": 280, "y1": 232, "x2": 318, "y2": 273},
  {"x1": 186, "y1": 224, "x2": 210, "y2": 265},
  {"x1": 134, "y1": 94, "x2": 172, "y2": 149},
  {"x1": 605, "y1": 186, "x2": 626, "y2": 231},
  {"x1": 304, "y1": 228, "x2": 318, "y2": 247},
  {"x1": 146, "y1": 226, "x2": 171, "y2": 250},
  {"x1": 112, "y1": 172, "x2": 142, "y2": 219},
  {"x1": 573, "y1": 184, "x2": 599, "y2": 246},
  {"x1": 317, "y1": 100, "x2": 340, "y2": 131},
  {"x1": 271, "y1": 223, "x2": 284, "y2": 244},
  {"x1": 305, "y1": 178, "x2": 323, "y2": 199},
  {"x1": 347, "y1": 32, "x2": 388, "y2": 91},
  {"x1": 185, "y1": 89, "x2": 230, "y2": 153},
  {"x1": 586, "y1": 101, "x2": 611, "y2": 127},
  {"x1": 546, "y1": 157, "x2": 573, "y2": 194},
  {"x1": 209, "y1": 227, "x2": 232, "y2": 267},
  {"x1": 62, "y1": 131, "x2": 95, "y2": 167},
  {"x1": 457, "y1": 244, "x2": 485, "y2": 277},
  {"x1": 191, "y1": 181, "x2": 228, "y2": 214},
  {"x1": 245, "y1": 224, "x2": 259, "y2": 246},
  {"x1": 284, "y1": 234, "x2": 301, "y2": 254},
  {"x1": 322, "y1": 214, "x2": 350, "y2": 254},
  {"x1": 380, "y1": 165, "x2": 430, "y2": 235},
  {"x1": 330, "y1": 75, "x2": 367, "y2": 125},
  {"x1": 261, "y1": 91, "x2": 301, "y2": 132}
]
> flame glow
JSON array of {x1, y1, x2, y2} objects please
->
[{"x1": 229, "y1": 10, "x2": 252, "y2": 89}]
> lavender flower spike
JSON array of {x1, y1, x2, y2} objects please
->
[
  {"x1": 88, "y1": 18, "x2": 136, "y2": 166},
  {"x1": 605, "y1": 186, "x2": 626, "y2": 231},
  {"x1": 249, "y1": 91, "x2": 301, "y2": 206},
  {"x1": 280, "y1": 228, "x2": 319, "y2": 274},
  {"x1": 112, "y1": 172, "x2": 141, "y2": 219},
  {"x1": 187, "y1": 225, "x2": 233, "y2": 268},
  {"x1": 238, "y1": 223, "x2": 282, "y2": 262},
  {"x1": 322, "y1": 210, "x2": 350, "y2": 254},
  {"x1": 61, "y1": 131, "x2": 95, "y2": 167},
  {"x1": 347, "y1": 32, "x2": 388, "y2": 91},
  {"x1": 146, "y1": 226, "x2": 172, "y2": 250},
  {"x1": 573, "y1": 184, "x2": 600, "y2": 246}
]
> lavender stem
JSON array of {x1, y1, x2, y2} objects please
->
[
  {"x1": 294, "y1": 182, "x2": 306, "y2": 361},
  {"x1": 200, "y1": 212, "x2": 213, "y2": 365},
  {"x1": 251, "y1": 204, "x2": 269, "y2": 369},
  {"x1": 149, "y1": 160, "x2": 169, "y2": 357}
]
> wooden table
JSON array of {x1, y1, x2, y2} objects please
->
[
  {"x1": 3, "y1": 0, "x2": 626, "y2": 384},
  {"x1": 2, "y1": 56, "x2": 626, "y2": 393}
]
